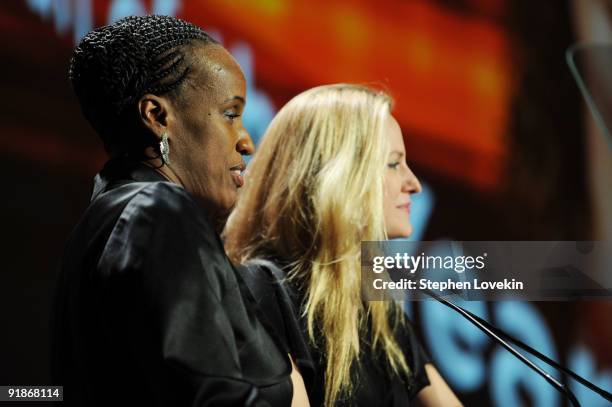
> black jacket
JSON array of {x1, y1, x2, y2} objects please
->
[
  {"x1": 52, "y1": 159, "x2": 292, "y2": 406},
  {"x1": 240, "y1": 259, "x2": 431, "y2": 407}
]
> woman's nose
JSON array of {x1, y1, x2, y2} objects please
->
[
  {"x1": 237, "y1": 129, "x2": 255, "y2": 156},
  {"x1": 403, "y1": 165, "x2": 422, "y2": 194}
]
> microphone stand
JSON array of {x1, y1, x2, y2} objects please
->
[{"x1": 422, "y1": 290, "x2": 612, "y2": 406}]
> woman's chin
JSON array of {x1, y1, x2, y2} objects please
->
[{"x1": 387, "y1": 224, "x2": 412, "y2": 239}]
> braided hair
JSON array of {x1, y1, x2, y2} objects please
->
[{"x1": 69, "y1": 15, "x2": 218, "y2": 157}]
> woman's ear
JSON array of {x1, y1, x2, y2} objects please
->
[{"x1": 138, "y1": 94, "x2": 171, "y2": 136}]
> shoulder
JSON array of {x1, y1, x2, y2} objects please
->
[
  {"x1": 238, "y1": 261, "x2": 284, "y2": 310},
  {"x1": 114, "y1": 181, "x2": 214, "y2": 235},
  {"x1": 238, "y1": 261, "x2": 290, "y2": 342},
  {"x1": 122, "y1": 181, "x2": 199, "y2": 217},
  {"x1": 239, "y1": 261, "x2": 316, "y2": 377},
  {"x1": 238, "y1": 260, "x2": 296, "y2": 312},
  {"x1": 88, "y1": 180, "x2": 200, "y2": 224},
  {"x1": 96, "y1": 181, "x2": 221, "y2": 273}
]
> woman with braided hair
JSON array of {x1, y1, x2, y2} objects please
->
[{"x1": 52, "y1": 15, "x2": 309, "y2": 406}]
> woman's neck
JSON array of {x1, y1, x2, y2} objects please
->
[{"x1": 140, "y1": 146, "x2": 185, "y2": 187}]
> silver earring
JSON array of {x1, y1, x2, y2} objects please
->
[{"x1": 160, "y1": 132, "x2": 170, "y2": 165}]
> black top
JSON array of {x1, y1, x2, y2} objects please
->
[
  {"x1": 52, "y1": 159, "x2": 292, "y2": 407},
  {"x1": 240, "y1": 260, "x2": 431, "y2": 407}
]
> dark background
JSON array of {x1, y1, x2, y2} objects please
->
[{"x1": 0, "y1": 1, "x2": 610, "y2": 405}]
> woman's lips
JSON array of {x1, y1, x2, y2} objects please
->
[
  {"x1": 396, "y1": 203, "x2": 411, "y2": 214},
  {"x1": 230, "y1": 169, "x2": 244, "y2": 187},
  {"x1": 230, "y1": 162, "x2": 246, "y2": 188}
]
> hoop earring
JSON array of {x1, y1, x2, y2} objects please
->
[{"x1": 160, "y1": 131, "x2": 170, "y2": 165}]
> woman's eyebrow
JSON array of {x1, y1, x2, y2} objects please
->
[
  {"x1": 389, "y1": 150, "x2": 404, "y2": 157},
  {"x1": 222, "y1": 96, "x2": 245, "y2": 104}
]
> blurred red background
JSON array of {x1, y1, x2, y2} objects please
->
[{"x1": 0, "y1": 1, "x2": 609, "y2": 406}]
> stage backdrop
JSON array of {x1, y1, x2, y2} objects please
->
[{"x1": 0, "y1": 1, "x2": 610, "y2": 406}]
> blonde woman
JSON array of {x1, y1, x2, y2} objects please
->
[{"x1": 224, "y1": 84, "x2": 461, "y2": 406}]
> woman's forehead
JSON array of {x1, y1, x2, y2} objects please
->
[{"x1": 190, "y1": 44, "x2": 246, "y2": 96}]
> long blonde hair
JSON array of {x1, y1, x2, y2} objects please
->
[{"x1": 224, "y1": 84, "x2": 410, "y2": 406}]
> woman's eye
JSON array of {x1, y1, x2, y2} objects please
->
[
  {"x1": 224, "y1": 111, "x2": 240, "y2": 121},
  {"x1": 387, "y1": 162, "x2": 400, "y2": 169}
]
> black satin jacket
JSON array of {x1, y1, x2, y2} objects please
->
[{"x1": 52, "y1": 159, "x2": 292, "y2": 406}]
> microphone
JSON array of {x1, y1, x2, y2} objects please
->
[{"x1": 423, "y1": 289, "x2": 612, "y2": 407}]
